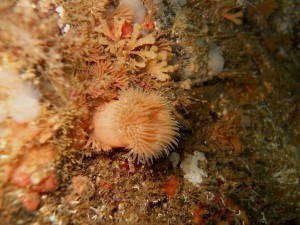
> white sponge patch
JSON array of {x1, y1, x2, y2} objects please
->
[
  {"x1": 0, "y1": 69, "x2": 41, "y2": 123},
  {"x1": 180, "y1": 151, "x2": 208, "y2": 185}
]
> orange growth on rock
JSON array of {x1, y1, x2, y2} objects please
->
[
  {"x1": 224, "y1": 197, "x2": 250, "y2": 225},
  {"x1": 110, "y1": 20, "x2": 133, "y2": 39},
  {"x1": 33, "y1": 172, "x2": 58, "y2": 193},
  {"x1": 10, "y1": 171, "x2": 31, "y2": 188},
  {"x1": 121, "y1": 21, "x2": 133, "y2": 38},
  {"x1": 100, "y1": 181, "x2": 113, "y2": 191},
  {"x1": 22, "y1": 191, "x2": 40, "y2": 212},
  {"x1": 143, "y1": 20, "x2": 155, "y2": 32},
  {"x1": 194, "y1": 204, "x2": 206, "y2": 225},
  {"x1": 163, "y1": 176, "x2": 179, "y2": 197},
  {"x1": 9, "y1": 143, "x2": 57, "y2": 191}
]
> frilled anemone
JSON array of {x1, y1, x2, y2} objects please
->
[{"x1": 93, "y1": 88, "x2": 179, "y2": 164}]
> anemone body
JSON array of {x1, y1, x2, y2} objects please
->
[{"x1": 93, "y1": 88, "x2": 179, "y2": 164}]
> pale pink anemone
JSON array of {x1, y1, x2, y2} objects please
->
[{"x1": 93, "y1": 88, "x2": 179, "y2": 164}]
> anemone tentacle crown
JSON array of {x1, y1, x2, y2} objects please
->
[{"x1": 93, "y1": 88, "x2": 179, "y2": 164}]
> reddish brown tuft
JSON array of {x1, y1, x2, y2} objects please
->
[{"x1": 208, "y1": 112, "x2": 242, "y2": 152}]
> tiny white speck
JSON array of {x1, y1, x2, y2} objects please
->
[
  {"x1": 62, "y1": 24, "x2": 70, "y2": 34},
  {"x1": 55, "y1": 6, "x2": 64, "y2": 17}
]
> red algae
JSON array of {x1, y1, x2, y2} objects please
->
[
  {"x1": 194, "y1": 204, "x2": 206, "y2": 225},
  {"x1": 22, "y1": 191, "x2": 40, "y2": 212},
  {"x1": 33, "y1": 172, "x2": 58, "y2": 193},
  {"x1": 163, "y1": 176, "x2": 179, "y2": 197}
]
